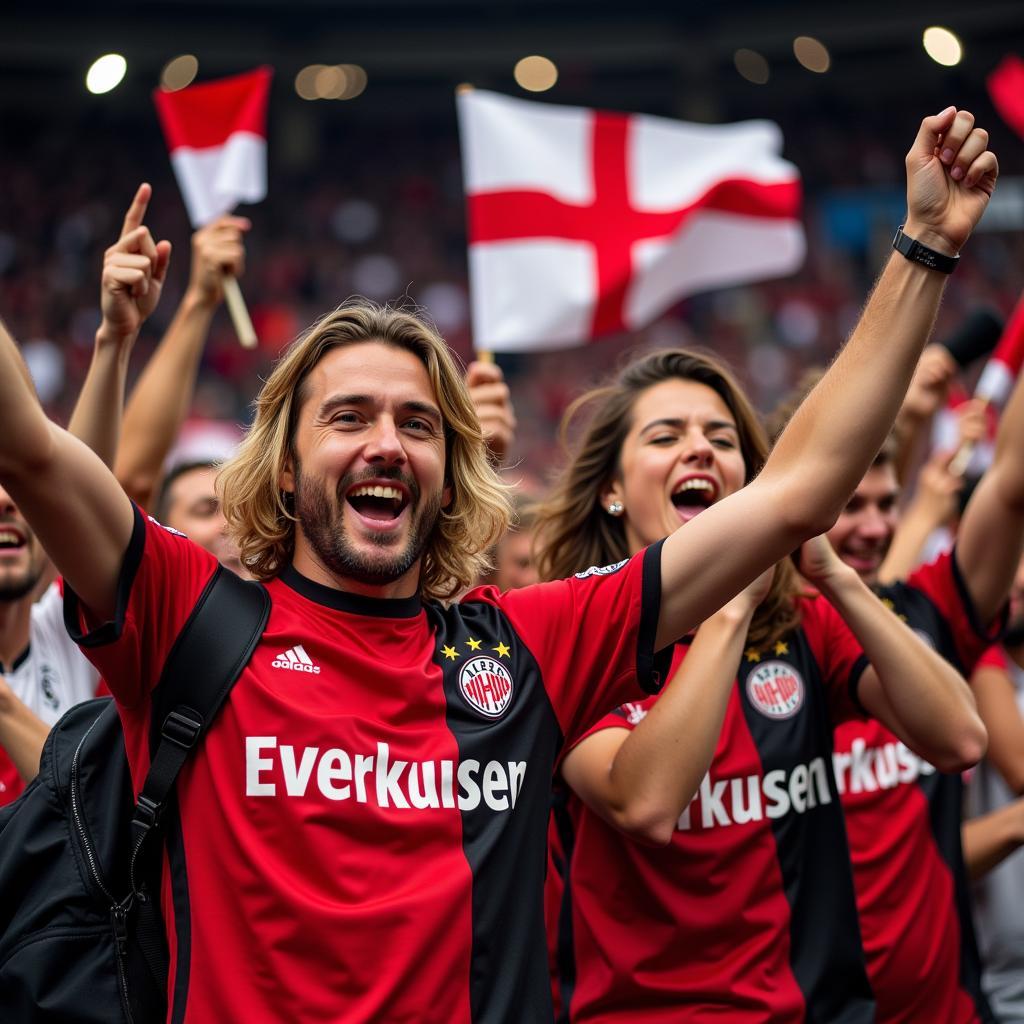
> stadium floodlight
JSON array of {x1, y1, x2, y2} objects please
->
[
  {"x1": 161, "y1": 55, "x2": 199, "y2": 92},
  {"x1": 514, "y1": 56, "x2": 558, "y2": 92},
  {"x1": 86, "y1": 54, "x2": 127, "y2": 95},
  {"x1": 734, "y1": 49, "x2": 770, "y2": 85},
  {"x1": 923, "y1": 26, "x2": 963, "y2": 67},
  {"x1": 295, "y1": 65, "x2": 324, "y2": 100},
  {"x1": 793, "y1": 36, "x2": 830, "y2": 74}
]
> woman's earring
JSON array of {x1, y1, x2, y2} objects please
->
[{"x1": 606, "y1": 501, "x2": 624, "y2": 517}]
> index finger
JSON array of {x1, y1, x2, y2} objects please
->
[{"x1": 121, "y1": 183, "x2": 152, "y2": 238}]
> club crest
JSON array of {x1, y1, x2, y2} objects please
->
[
  {"x1": 459, "y1": 655, "x2": 515, "y2": 719},
  {"x1": 746, "y1": 660, "x2": 804, "y2": 720}
]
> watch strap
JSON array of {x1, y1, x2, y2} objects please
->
[{"x1": 892, "y1": 225, "x2": 959, "y2": 274}]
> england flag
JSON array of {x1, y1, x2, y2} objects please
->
[{"x1": 457, "y1": 89, "x2": 805, "y2": 352}]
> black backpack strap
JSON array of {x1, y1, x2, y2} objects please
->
[
  {"x1": 125, "y1": 568, "x2": 269, "y2": 992},
  {"x1": 130, "y1": 567, "x2": 270, "y2": 848}
]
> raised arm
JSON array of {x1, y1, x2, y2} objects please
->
[
  {"x1": 877, "y1": 447, "x2": 963, "y2": 584},
  {"x1": 802, "y1": 535, "x2": 986, "y2": 771},
  {"x1": 67, "y1": 184, "x2": 172, "y2": 467},
  {"x1": 892, "y1": 343, "x2": 957, "y2": 484},
  {"x1": 562, "y1": 570, "x2": 769, "y2": 846},
  {"x1": 0, "y1": 675, "x2": 50, "y2": 783},
  {"x1": 953, "y1": 371, "x2": 1024, "y2": 626},
  {"x1": 655, "y1": 108, "x2": 998, "y2": 650},
  {"x1": 114, "y1": 215, "x2": 249, "y2": 508},
  {"x1": 0, "y1": 194, "x2": 171, "y2": 620},
  {"x1": 962, "y1": 800, "x2": 1024, "y2": 880}
]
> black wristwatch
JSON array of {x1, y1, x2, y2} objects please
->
[{"x1": 892, "y1": 225, "x2": 959, "y2": 274}]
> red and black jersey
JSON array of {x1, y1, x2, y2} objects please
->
[
  {"x1": 834, "y1": 549, "x2": 1003, "y2": 1024},
  {"x1": 560, "y1": 593, "x2": 874, "y2": 1023},
  {"x1": 64, "y1": 507, "x2": 666, "y2": 1023}
]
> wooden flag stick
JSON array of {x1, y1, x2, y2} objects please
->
[
  {"x1": 223, "y1": 275, "x2": 258, "y2": 349},
  {"x1": 948, "y1": 397, "x2": 990, "y2": 477},
  {"x1": 477, "y1": 349, "x2": 495, "y2": 364}
]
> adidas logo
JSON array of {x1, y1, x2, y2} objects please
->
[{"x1": 271, "y1": 644, "x2": 322, "y2": 674}]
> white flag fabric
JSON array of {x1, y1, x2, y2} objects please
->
[
  {"x1": 457, "y1": 89, "x2": 805, "y2": 352},
  {"x1": 154, "y1": 67, "x2": 272, "y2": 228},
  {"x1": 975, "y1": 291, "x2": 1024, "y2": 406}
]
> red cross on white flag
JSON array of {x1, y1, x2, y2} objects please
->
[{"x1": 457, "y1": 89, "x2": 805, "y2": 352}]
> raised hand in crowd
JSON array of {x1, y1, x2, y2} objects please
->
[
  {"x1": 894, "y1": 343, "x2": 958, "y2": 481},
  {"x1": 67, "y1": 184, "x2": 172, "y2": 469},
  {"x1": 465, "y1": 358, "x2": 516, "y2": 465},
  {"x1": 184, "y1": 214, "x2": 249, "y2": 308},
  {"x1": 115, "y1": 213, "x2": 249, "y2": 510},
  {"x1": 798, "y1": 532, "x2": 983, "y2": 770},
  {"x1": 97, "y1": 183, "x2": 172, "y2": 343},
  {"x1": 901, "y1": 343, "x2": 958, "y2": 424},
  {"x1": 877, "y1": 447, "x2": 963, "y2": 583}
]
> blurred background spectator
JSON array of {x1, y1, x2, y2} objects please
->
[{"x1": 2, "y1": 0, "x2": 1022, "y2": 484}]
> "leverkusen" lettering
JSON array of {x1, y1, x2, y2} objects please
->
[{"x1": 245, "y1": 737, "x2": 527, "y2": 812}]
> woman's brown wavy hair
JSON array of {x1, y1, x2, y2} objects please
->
[
  {"x1": 533, "y1": 348, "x2": 804, "y2": 649},
  {"x1": 218, "y1": 300, "x2": 512, "y2": 601}
]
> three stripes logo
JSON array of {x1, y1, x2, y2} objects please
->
[{"x1": 272, "y1": 644, "x2": 322, "y2": 674}]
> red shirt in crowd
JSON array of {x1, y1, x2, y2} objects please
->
[
  {"x1": 834, "y1": 549, "x2": 1002, "y2": 1024},
  {"x1": 558, "y1": 592, "x2": 874, "y2": 1023},
  {"x1": 65, "y1": 507, "x2": 666, "y2": 1023}
]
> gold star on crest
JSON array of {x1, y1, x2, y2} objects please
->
[
  {"x1": 882, "y1": 598, "x2": 895, "y2": 611},
  {"x1": 441, "y1": 645, "x2": 459, "y2": 661},
  {"x1": 466, "y1": 637, "x2": 482, "y2": 651},
  {"x1": 774, "y1": 641, "x2": 789, "y2": 656},
  {"x1": 745, "y1": 647, "x2": 761, "y2": 663},
  {"x1": 493, "y1": 642, "x2": 511, "y2": 658}
]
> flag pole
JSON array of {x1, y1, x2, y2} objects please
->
[
  {"x1": 947, "y1": 398, "x2": 988, "y2": 477},
  {"x1": 222, "y1": 275, "x2": 258, "y2": 349}
]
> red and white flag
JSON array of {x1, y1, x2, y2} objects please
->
[
  {"x1": 976, "y1": 291, "x2": 1024, "y2": 406},
  {"x1": 987, "y1": 55, "x2": 1024, "y2": 142},
  {"x1": 457, "y1": 89, "x2": 804, "y2": 352},
  {"x1": 153, "y1": 67, "x2": 272, "y2": 227}
]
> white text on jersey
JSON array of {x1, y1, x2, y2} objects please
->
[
  {"x1": 832, "y1": 737, "x2": 936, "y2": 796},
  {"x1": 245, "y1": 738, "x2": 527, "y2": 812},
  {"x1": 677, "y1": 757, "x2": 832, "y2": 831}
]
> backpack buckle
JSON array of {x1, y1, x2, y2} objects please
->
[
  {"x1": 162, "y1": 710, "x2": 202, "y2": 750},
  {"x1": 133, "y1": 794, "x2": 162, "y2": 831}
]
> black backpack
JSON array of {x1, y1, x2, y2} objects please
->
[{"x1": 0, "y1": 566, "x2": 270, "y2": 1023}]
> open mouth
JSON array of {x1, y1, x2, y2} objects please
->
[
  {"x1": 345, "y1": 483, "x2": 411, "y2": 524},
  {"x1": 0, "y1": 527, "x2": 27, "y2": 553},
  {"x1": 670, "y1": 477, "x2": 717, "y2": 519}
]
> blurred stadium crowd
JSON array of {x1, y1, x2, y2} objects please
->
[{"x1": 3, "y1": 98, "x2": 1022, "y2": 484}]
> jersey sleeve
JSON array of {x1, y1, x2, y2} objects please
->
[
  {"x1": 574, "y1": 694, "x2": 661, "y2": 748},
  {"x1": 974, "y1": 644, "x2": 1009, "y2": 674},
  {"x1": 62, "y1": 504, "x2": 219, "y2": 711},
  {"x1": 800, "y1": 593, "x2": 869, "y2": 725},
  {"x1": 496, "y1": 542, "x2": 670, "y2": 746},
  {"x1": 906, "y1": 548, "x2": 1007, "y2": 675}
]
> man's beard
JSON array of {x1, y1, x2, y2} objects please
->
[
  {"x1": 0, "y1": 564, "x2": 43, "y2": 602},
  {"x1": 293, "y1": 462, "x2": 443, "y2": 587}
]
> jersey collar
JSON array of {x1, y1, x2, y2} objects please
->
[{"x1": 279, "y1": 565, "x2": 423, "y2": 618}]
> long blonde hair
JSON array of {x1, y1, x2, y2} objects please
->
[
  {"x1": 533, "y1": 348, "x2": 803, "y2": 650},
  {"x1": 219, "y1": 300, "x2": 512, "y2": 601}
]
